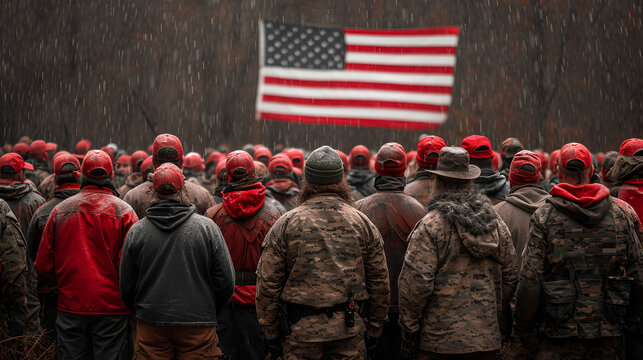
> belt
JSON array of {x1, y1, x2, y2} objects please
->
[{"x1": 234, "y1": 271, "x2": 257, "y2": 286}]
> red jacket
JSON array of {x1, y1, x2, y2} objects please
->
[
  {"x1": 619, "y1": 178, "x2": 643, "y2": 224},
  {"x1": 205, "y1": 182, "x2": 280, "y2": 305},
  {"x1": 35, "y1": 185, "x2": 138, "y2": 315}
]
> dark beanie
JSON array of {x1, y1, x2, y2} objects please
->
[{"x1": 305, "y1": 146, "x2": 344, "y2": 185}]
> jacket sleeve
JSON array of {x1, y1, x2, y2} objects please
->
[
  {"x1": 34, "y1": 208, "x2": 56, "y2": 285},
  {"x1": 25, "y1": 211, "x2": 43, "y2": 263},
  {"x1": 514, "y1": 210, "x2": 548, "y2": 333},
  {"x1": 622, "y1": 207, "x2": 643, "y2": 323},
  {"x1": 362, "y1": 218, "x2": 390, "y2": 332},
  {"x1": 496, "y1": 220, "x2": 519, "y2": 308},
  {"x1": 0, "y1": 203, "x2": 30, "y2": 336},
  {"x1": 209, "y1": 222, "x2": 235, "y2": 312},
  {"x1": 255, "y1": 217, "x2": 288, "y2": 340},
  {"x1": 398, "y1": 219, "x2": 438, "y2": 333},
  {"x1": 119, "y1": 228, "x2": 139, "y2": 313}
]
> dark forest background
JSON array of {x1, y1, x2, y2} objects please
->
[{"x1": 1, "y1": 0, "x2": 641, "y2": 154}]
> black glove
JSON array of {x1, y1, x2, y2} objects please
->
[{"x1": 265, "y1": 337, "x2": 283, "y2": 360}]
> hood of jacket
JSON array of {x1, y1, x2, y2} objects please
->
[
  {"x1": 427, "y1": 189, "x2": 502, "y2": 258},
  {"x1": 475, "y1": 169, "x2": 509, "y2": 198},
  {"x1": 223, "y1": 179, "x2": 266, "y2": 219},
  {"x1": 347, "y1": 168, "x2": 376, "y2": 186},
  {"x1": 505, "y1": 184, "x2": 550, "y2": 214},
  {"x1": 548, "y1": 183, "x2": 612, "y2": 227},
  {"x1": 146, "y1": 199, "x2": 196, "y2": 231},
  {"x1": 0, "y1": 179, "x2": 34, "y2": 200}
]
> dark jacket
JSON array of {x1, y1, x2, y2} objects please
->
[
  {"x1": 120, "y1": 200, "x2": 235, "y2": 326},
  {"x1": 347, "y1": 168, "x2": 376, "y2": 200},
  {"x1": 205, "y1": 180, "x2": 280, "y2": 305},
  {"x1": 474, "y1": 169, "x2": 510, "y2": 204},
  {"x1": 26, "y1": 182, "x2": 80, "y2": 262},
  {"x1": 404, "y1": 170, "x2": 434, "y2": 208},
  {"x1": 354, "y1": 178, "x2": 426, "y2": 308},
  {"x1": 515, "y1": 183, "x2": 643, "y2": 339},
  {"x1": 0, "y1": 179, "x2": 45, "y2": 236},
  {"x1": 493, "y1": 185, "x2": 550, "y2": 270},
  {"x1": 265, "y1": 178, "x2": 300, "y2": 211}
]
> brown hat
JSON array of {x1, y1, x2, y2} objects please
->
[{"x1": 427, "y1": 147, "x2": 481, "y2": 180}]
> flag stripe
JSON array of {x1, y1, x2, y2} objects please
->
[
  {"x1": 345, "y1": 52, "x2": 456, "y2": 66},
  {"x1": 343, "y1": 63, "x2": 454, "y2": 74},
  {"x1": 260, "y1": 113, "x2": 443, "y2": 130},
  {"x1": 261, "y1": 67, "x2": 454, "y2": 86},
  {"x1": 346, "y1": 45, "x2": 456, "y2": 55},
  {"x1": 344, "y1": 27, "x2": 460, "y2": 36},
  {"x1": 258, "y1": 102, "x2": 447, "y2": 123},
  {"x1": 345, "y1": 34, "x2": 458, "y2": 47},
  {"x1": 260, "y1": 84, "x2": 453, "y2": 105},
  {"x1": 262, "y1": 95, "x2": 450, "y2": 112},
  {"x1": 264, "y1": 77, "x2": 453, "y2": 94}
]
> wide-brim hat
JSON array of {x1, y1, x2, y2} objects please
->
[{"x1": 427, "y1": 146, "x2": 481, "y2": 180}]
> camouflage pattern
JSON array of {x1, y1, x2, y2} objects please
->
[
  {"x1": 256, "y1": 193, "x2": 390, "y2": 344},
  {"x1": 282, "y1": 332, "x2": 365, "y2": 360},
  {"x1": 0, "y1": 179, "x2": 46, "y2": 236},
  {"x1": 123, "y1": 178, "x2": 215, "y2": 218},
  {"x1": 398, "y1": 189, "x2": 518, "y2": 354},
  {"x1": 0, "y1": 199, "x2": 40, "y2": 335},
  {"x1": 514, "y1": 198, "x2": 643, "y2": 340},
  {"x1": 37, "y1": 173, "x2": 56, "y2": 200}
]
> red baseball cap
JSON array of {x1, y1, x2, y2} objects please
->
[
  {"x1": 28, "y1": 140, "x2": 49, "y2": 161},
  {"x1": 350, "y1": 145, "x2": 370, "y2": 168},
  {"x1": 509, "y1": 150, "x2": 542, "y2": 187},
  {"x1": 215, "y1": 160, "x2": 227, "y2": 180},
  {"x1": 46, "y1": 142, "x2": 58, "y2": 151},
  {"x1": 254, "y1": 146, "x2": 272, "y2": 165},
  {"x1": 492, "y1": 151, "x2": 501, "y2": 171},
  {"x1": 375, "y1": 142, "x2": 406, "y2": 177},
  {"x1": 335, "y1": 149, "x2": 349, "y2": 172},
  {"x1": 0, "y1": 153, "x2": 35, "y2": 172},
  {"x1": 549, "y1": 150, "x2": 560, "y2": 173},
  {"x1": 53, "y1": 152, "x2": 81, "y2": 177},
  {"x1": 153, "y1": 134, "x2": 184, "y2": 166},
  {"x1": 461, "y1": 135, "x2": 493, "y2": 159},
  {"x1": 227, "y1": 150, "x2": 255, "y2": 182},
  {"x1": 183, "y1": 152, "x2": 205, "y2": 172},
  {"x1": 131, "y1": 150, "x2": 149, "y2": 171},
  {"x1": 100, "y1": 146, "x2": 115, "y2": 161},
  {"x1": 153, "y1": 163, "x2": 184, "y2": 195},
  {"x1": 206, "y1": 151, "x2": 227, "y2": 165},
  {"x1": 116, "y1": 155, "x2": 131, "y2": 165},
  {"x1": 559, "y1": 143, "x2": 592, "y2": 171},
  {"x1": 81, "y1": 150, "x2": 113, "y2": 180},
  {"x1": 285, "y1": 149, "x2": 305, "y2": 170},
  {"x1": 619, "y1": 138, "x2": 643, "y2": 156},
  {"x1": 74, "y1": 139, "x2": 91, "y2": 155},
  {"x1": 406, "y1": 151, "x2": 417, "y2": 165},
  {"x1": 416, "y1": 135, "x2": 446, "y2": 167},
  {"x1": 12, "y1": 143, "x2": 29, "y2": 158},
  {"x1": 269, "y1": 154, "x2": 293, "y2": 175},
  {"x1": 140, "y1": 156, "x2": 154, "y2": 178}
]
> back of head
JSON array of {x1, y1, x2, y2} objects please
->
[
  {"x1": 254, "y1": 161, "x2": 268, "y2": 180},
  {"x1": 153, "y1": 134, "x2": 184, "y2": 169},
  {"x1": 619, "y1": 138, "x2": 643, "y2": 157},
  {"x1": 254, "y1": 146, "x2": 272, "y2": 166},
  {"x1": 130, "y1": 150, "x2": 149, "y2": 172},
  {"x1": 153, "y1": 163, "x2": 185, "y2": 195},
  {"x1": 305, "y1": 146, "x2": 344, "y2": 185},
  {"x1": 28, "y1": 140, "x2": 49, "y2": 162},
  {"x1": 0, "y1": 152, "x2": 34, "y2": 180},
  {"x1": 226, "y1": 150, "x2": 255, "y2": 182},
  {"x1": 140, "y1": 156, "x2": 154, "y2": 179},
  {"x1": 13, "y1": 143, "x2": 29, "y2": 159},
  {"x1": 375, "y1": 142, "x2": 406, "y2": 177},
  {"x1": 53, "y1": 152, "x2": 81, "y2": 184},
  {"x1": 499, "y1": 137, "x2": 524, "y2": 160},
  {"x1": 509, "y1": 150, "x2": 542, "y2": 187},
  {"x1": 549, "y1": 150, "x2": 561, "y2": 174},
  {"x1": 285, "y1": 149, "x2": 305, "y2": 170},
  {"x1": 269, "y1": 154, "x2": 294, "y2": 177},
  {"x1": 349, "y1": 145, "x2": 370, "y2": 169},
  {"x1": 183, "y1": 152, "x2": 205, "y2": 173},
  {"x1": 74, "y1": 139, "x2": 91, "y2": 156},
  {"x1": 461, "y1": 135, "x2": 494, "y2": 169},
  {"x1": 558, "y1": 143, "x2": 593, "y2": 185},
  {"x1": 416, "y1": 135, "x2": 446, "y2": 169},
  {"x1": 81, "y1": 150, "x2": 114, "y2": 181}
]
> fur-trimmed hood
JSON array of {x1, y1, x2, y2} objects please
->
[{"x1": 427, "y1": 189, "x2": 503, "y2": 258}]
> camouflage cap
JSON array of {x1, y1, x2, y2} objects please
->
[{"x1": 305, "y1": 145, "x2": 344, "y2": 185}]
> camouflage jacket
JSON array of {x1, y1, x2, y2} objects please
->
[
  {"x1": 0, "y1": 199, "x2": 40, "y2": 336},
  {"x1": 256, "y1": 193, "x2": 390, "y2": 342},
  {"x1": 354, "y1": 190, "x2": 426, "y2": 308},
  {"x1": 37, "y1": 173, "x2": 56, "y2": 201},
  {"x1": 515, "y1": 194, "x2": 643, "y2": 339},
  {"x1": 0, "y1": 179, "x2": 45, "y2": 236},
  {"x1": 123, "y1": 179, "x2": 215, "y2": 219},
  {"x1": 398, "y1": 189, "x2": 518, "y2": 354}
]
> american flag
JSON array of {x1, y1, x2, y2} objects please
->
[{"x1": 255, "y1": 20, "x2": 459, "y2": 130}]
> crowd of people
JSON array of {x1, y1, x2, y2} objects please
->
[{"x1": 0, "y1": 133, "x2": 641, "y2": 360}]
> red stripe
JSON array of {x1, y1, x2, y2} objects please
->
[
  {"x1": 346, "y1": 45, "x2": 456, "y2": 55},
  {"x1": 344, "y1": 27, "x2": 460, "y2": 36},
  {"x1": 264, "y1": 77, "x2": 452, "y2": 94},
  {"x1": 262, "y1": 95, "x2": 449, "y2": 112},
  {"x1": 344, "y1": 63, "x2": 454, "y2": 74},
  {"x1": 260, "y1": 113, "x2": 441, "y2": 130}
]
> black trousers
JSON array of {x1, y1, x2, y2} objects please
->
[
  {"x1": 216, "y1": 303, "x2": 265, "y2": 360},
  {"x1": 56, "y1": 311, "x2": 131, "y2": 360}
]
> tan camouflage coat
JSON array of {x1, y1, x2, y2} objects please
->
[
  {"x1": 0, "y1": 199, "x2": 40, "y2": 335},
  {"x1": 398, "y1": 190, "x2": 518, "y2": 354},
  {"x1": 255, "y1": 193, "x2": 390, "y2": 342},
  {"x1": 515, "y1": 195, "x2": 643, "y2": 339}
]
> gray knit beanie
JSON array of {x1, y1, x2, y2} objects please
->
[{"x1": 304, "y1": 146, "x2": 344, "y2": 185}]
